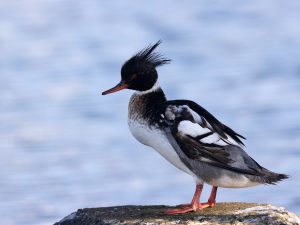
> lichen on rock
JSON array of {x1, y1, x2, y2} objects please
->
[{"x1": 54, "y1": 203, "x2": 300, "y2": 225}]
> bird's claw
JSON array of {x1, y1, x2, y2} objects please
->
[{"x1": 165, "y1": 201, "x2": 216, "y2": 215}]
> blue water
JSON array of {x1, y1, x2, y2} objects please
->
[{"x1": 1, "y1": 1, "x2": 300, "y2": 224}]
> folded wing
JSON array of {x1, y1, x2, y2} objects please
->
[{"x1": 162, "y1": 100, "x2": 264, "y2": 176}]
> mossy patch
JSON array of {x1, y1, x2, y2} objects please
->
[{"x1": 55, "y1": 203, "x2": 300, "y2": 225}]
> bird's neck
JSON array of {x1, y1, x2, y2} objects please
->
[
  {"x1": 134, "y1": 80, "x2": 161, "y2": 95},
  {"x1": 129, "y1": 82, "x2": 167, "y2": 122}
]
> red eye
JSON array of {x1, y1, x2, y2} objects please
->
[{"x1": 129, "y1": 74, "x2": 137, "y2": 81}]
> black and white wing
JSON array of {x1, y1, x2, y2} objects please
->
[
  {"x1": 163, "y1": 100, "x2": 246, "y2": 147},
  {"x1": 160, "y1": 100, "x2": 265, "y2": 175}
]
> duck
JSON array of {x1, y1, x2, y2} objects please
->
[{"x1": 102, "y1": 41, "x2": 288, "y2": 214}]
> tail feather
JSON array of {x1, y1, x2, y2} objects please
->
[{"x1": 259, "y1": 169, "x2": 289, "y2": 185}]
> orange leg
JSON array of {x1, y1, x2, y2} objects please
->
[
  {"x1": 165, "y1": 184, "x2": 206, "y2": 215},
  {"x1": 201, "y1": 186, "x2": 218, "y2": 208},
  {"x1": 165, "y1": 185, "x2": 218, "y2": 215}
]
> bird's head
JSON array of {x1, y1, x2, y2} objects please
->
[{"x1": 102, "y1": 41, "x2": 170, "y2": 95}]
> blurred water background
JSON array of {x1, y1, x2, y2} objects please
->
[{"x1": 1, "y1": 1, "x2": 300, "y2": 224}]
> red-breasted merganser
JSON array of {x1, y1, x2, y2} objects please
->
[{"x1": 102, "y1": 41, "x2": 288, "y2": 214}]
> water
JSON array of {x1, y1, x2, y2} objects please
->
[{"x1": 1, "y1": 1, "x2": 300, "y2": 224}]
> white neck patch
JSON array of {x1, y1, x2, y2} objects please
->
[{"x1": 135, "y1": 80, "x2": 160, "y2": 95}]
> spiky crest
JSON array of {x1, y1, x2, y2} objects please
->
[{"x1": 132, "y1": 40, "x2": 171, "y2": 67}]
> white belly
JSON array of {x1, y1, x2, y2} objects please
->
[
  {"x1": 128, "y1": 119, "x2": 196, "y2": 177},
  {"x1": 210, "y1": 175, "x2": 259, "y2": 188}
]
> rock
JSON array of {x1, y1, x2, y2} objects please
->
[{"x1": 54, "y1": 202, "x2": 300, "y2": 225}]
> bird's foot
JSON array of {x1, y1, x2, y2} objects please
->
[
  {"x1": 165, "y1": 203, "x2": 211, "y2": 215},
  {"x1": 200, "y1": 200, "x2": 216, "y2": 208},
  {"x1": 165, "y1": 206, "x2": 196, "y2": 215},
  {"x1": 177, "y1": 201, "x2": 216, "y2": 209},
  {"x1": 177, "y1": 203, "x2": 191, "y2": 209}
]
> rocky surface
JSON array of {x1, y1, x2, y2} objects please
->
[{"x1": 55, "y1": 202, "x2": 300, "y2": 225}]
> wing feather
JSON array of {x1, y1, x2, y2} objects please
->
[
  {"x1": 161, "y1": 100, "x2": 260, "y2": 176},
  {"x1": 164, "y1": 100, "x2": 246, "y2": 146},
  {"x1": 164, "y1": 127, "x2": 259, "y2": 176}
]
